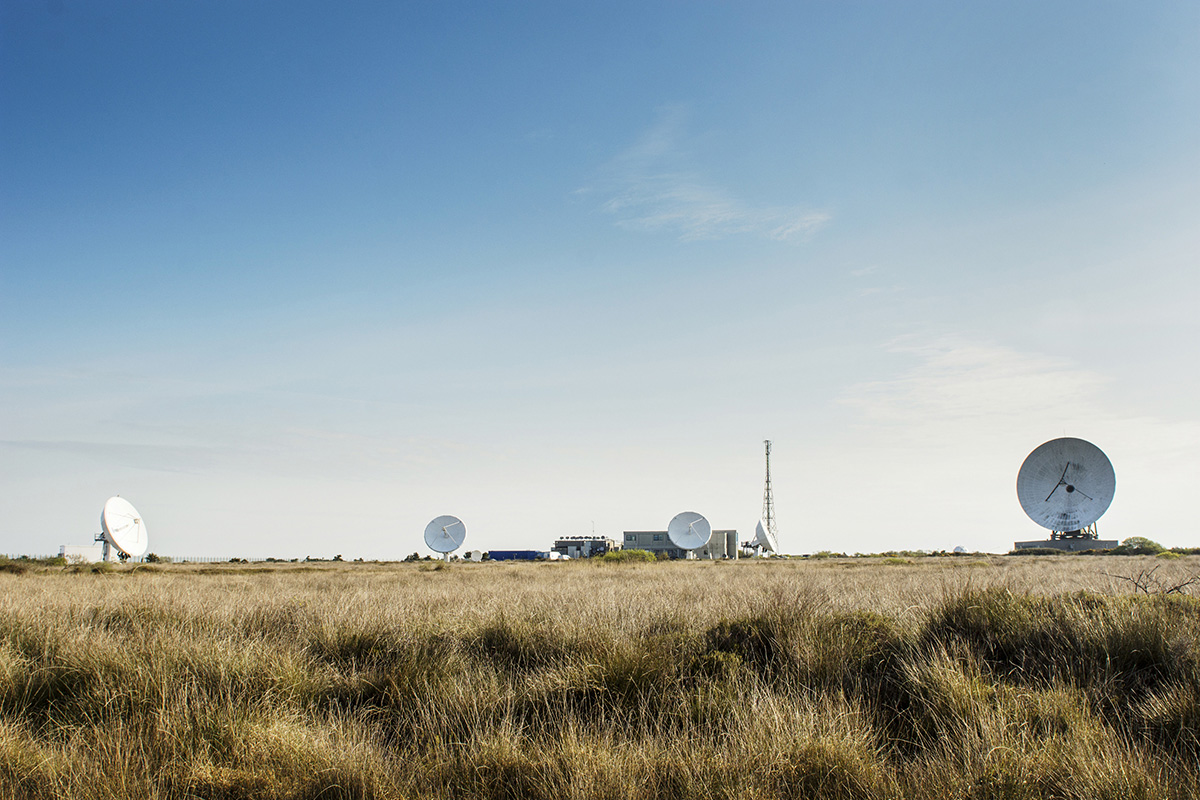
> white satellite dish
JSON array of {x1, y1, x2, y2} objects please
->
[
  {"x1": 1016, "y1": 437, "x2": 1115, "y2": 532},
  {"x1": 667, "y1": 511, "x2": 711, "y2": 555},
  {"x1": 100, "y1": 496, "x2": 149, "y2": 558},
  {"x1": 424, "y1": 515, "x2": 467, "y2": 558},
  {"x1": 753, "y1": 519, "x2": 779, "y2": 553}
]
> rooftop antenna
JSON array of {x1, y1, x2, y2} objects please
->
[
  {"x1": 1016, "y1": 437, "x2": 1115, "y2": 539},
  {"x1": 98, "y1": 496, "x2": 149, "y2": 562}
]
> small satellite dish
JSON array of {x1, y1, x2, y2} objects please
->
[
  {"x1": 667, "y1": 511, "x2": 711, "y2": 554},
  {"x1": 1017, "y1": 437, "x2": 1115, "y2": 532},
  {"x1": 753, "y1": 520, "x2": 779, "y2": 553},
  {"x1": 424, "y1": 515, "x2": 467, "y2": 556},
  {"x1": 100, "y1": 496, "x2": 149, "y2": 558}
]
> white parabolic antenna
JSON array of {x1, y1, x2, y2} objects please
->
[
  {"x1": 100, "y1": 496, "x2": 149, "y2": 558},
  {"x1": 753, "y1": 519, "x2": 778, "y2": 553},
  {"x1": 424, "y1": 515, "x2": 467, "y2": 554},
  {"x1": 1016, "y1": 437, "x2": 1116, "y2": 532},
  {"x1": 667, "y1": 511, "x2": 711, "y2": 552}
]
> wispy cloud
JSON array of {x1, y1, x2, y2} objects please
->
[
  {"x1": 0, "y1": 439, "x2": 224, "y2": 474},
  {"x1": 838, "y1": 334, "x2": 1200, "y2": 461},
  {"x1": 588, "y1": 109, "x2": 830, "y2": 242},
  {"x1": 835, "y1": 333, "x2": 1200, "y2": 540},
  {"x1": 841, "y1": 335, "x2": 1109, "y2": 427},
  {"x1": 848, "y1": 265, "x2": 906, "y2": 297},
  {"x1": 856, "y1": 285, "x2": 904, "y2": 297},
  {"x1": 0, "y1": 426, "x2": 452, "y2": 481}
]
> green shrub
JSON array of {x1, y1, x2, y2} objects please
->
[
  {"x1": 1109, "y1": 536, "x2": 1166, "y2": 555},
  {"x1": 598, "y1": 549, "x2": 656, "y2": 563},
  {"x1": 0, "y1": 556, "x2": 65, "y2": 572}
]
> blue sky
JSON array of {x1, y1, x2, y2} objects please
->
[{"x1": 3, "y1": 1, "x2": 1198, "y2": 558}]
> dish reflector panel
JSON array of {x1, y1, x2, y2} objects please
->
[
  {"x1": 100, "y1": 496, "x2": 149, "y2": 557},
  {"x1": 424, "y1": 515, "x2": 467, "y2": 554},
  {"x1": 667, "y1": 511, "x2": 710, "y2": 551},
  {"x1": 1016, "y1": 437, "x2": 1115, "y2": 531},
  {"x1": 754, "y1": 520, "x2": 778, "y2": 553}
]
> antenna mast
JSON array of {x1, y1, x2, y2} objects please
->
[{"x1": 761, "y1": 440, "x2": 778, "y2": 540}]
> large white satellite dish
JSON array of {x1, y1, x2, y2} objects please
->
[
  {"x1": 424, "y1": 515, "x2": 467, "y2": 557},
  {"x1": 667, "y1": 511, "x2": 711, "y2": 554},
  {"x1": 1016, "y1": 437, "x2": 1115, "y2": 532},
  {"x1": 100, "y1": 496, "x2": 149, "y2": 558},
  {"x1": 753, "y1": 519, "x2": 778, "y2": 553}
]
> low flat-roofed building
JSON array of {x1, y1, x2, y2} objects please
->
[
  {"x1": 552, "y1": 536, "x2": 617, "y2": 559},
  {"x1": 621, "y1": 530, "x2": 739, "y2": 559},
  {"x1": 1013, "y1": 538, "x2": 1118, "y2": 552},
  {"x1": 58, "y1": 544, "x2": 109, "y2": 563}
]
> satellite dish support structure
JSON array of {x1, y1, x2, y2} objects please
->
[
  {"x1": 93, "y1": 532, "x2": 113, "y2": 563},
  {"x1": 1052, "y1": 523, "x2": 1100, "y2": 541}
]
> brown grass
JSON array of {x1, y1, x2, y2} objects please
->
[{"x1": 0, "y1": 555, "x2": 1197, "y2": 799}]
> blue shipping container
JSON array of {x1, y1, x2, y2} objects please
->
[{"x1": 487, "y1": 550, "x2": 543, "y2": 561}]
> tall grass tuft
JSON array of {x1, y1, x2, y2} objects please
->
[{"x1": 0, "y1": 556, "x2": 1197, "y2": 798}]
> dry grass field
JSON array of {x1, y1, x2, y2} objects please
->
[{"x1": 1, "y1": 555, "x2": 1198, "y2": 799}]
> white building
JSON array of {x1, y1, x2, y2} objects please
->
[
  {"x1": 551, "y1": 536, "x2": 618, "y2": 559},
  {"x1": 58, "y1": 544, "x2": 113, "y2": 563}
]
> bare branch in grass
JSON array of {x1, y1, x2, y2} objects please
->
[{"x1": 1104, "y1": 564, "x2": 1200, "y2": 595}]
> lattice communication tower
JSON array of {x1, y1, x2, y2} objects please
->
[{"x1": 761, "y1": 440, "x2": 778, "y2": 540}]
